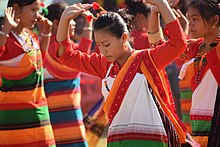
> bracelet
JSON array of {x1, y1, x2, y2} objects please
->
[
  {"x1": 83, "y1": 27, "x2": 93, "y2": 31},
  {"x1": 0, "y1": 31, "x2": 9, "y2": 37},
  {"x1": 41, "y1": 32, "x2": 52, "y2": 37},
  {"x1": 147, "y1": 27, "x2": 164, "y2": 44}
]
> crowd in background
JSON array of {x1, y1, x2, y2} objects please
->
[{"x1": 0, "y1": 0, "x2": 220, "y2": 147}]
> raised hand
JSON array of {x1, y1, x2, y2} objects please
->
[
  {"x1": 4, "y1": 7, "x2": 19, "y2": 31},
  {"x1": 61, "y1": 3, "x2": 92, "y2": 22},
  {"x1": 37, "y1": 14, "x2": 53, "y2": 34}
]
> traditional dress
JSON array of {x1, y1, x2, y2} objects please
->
[
  {"x1": 55, "y1": 20, "x2": 191, "y2": 146},
  {"x1": 44, "y1": 34, "x2": 92, "y2": 147},
  {"x1": 178, "y1": 38, "x2": 220, "y2": 146},
  {"x1": 0, "y1": 29, "x2": 55, "y2": 147},
  {"x1": 130, "y1": 30, "x2": 150, "y2": 50}
]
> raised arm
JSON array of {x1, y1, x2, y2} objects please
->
[
  {"x1": 144, "y1": 0, "x2": 187, "y2": 70},
  {"x1": 56, "y1": 3, "x2": 92, "y2": 57}
]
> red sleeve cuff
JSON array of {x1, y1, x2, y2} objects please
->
[{"x1": 56, "y1": 38, "x2": 72, "y2": 47}]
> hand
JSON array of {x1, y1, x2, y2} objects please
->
[
  {"x1": 151, "y1": 5, "x2": 160, "y2": 13},
  {"x1": 37, "y1": 14, "x2": 53, "y2": 34},
  {"x1": 168, "y1": 0, "x2": 179, "y2": 7},
  {"x1": 4, "y1": 7, "x2": 19, "y2": 31},
  {"x1": 172, "y1": 8, "x2": 188, "y2": 32},
  {"x1": 62, "y1": 3, "x2": 93, "y2": 22}
]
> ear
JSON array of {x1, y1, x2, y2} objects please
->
[
  {"x1": 211, "y1": 15, "x2": 219, "y2": 27},
  {"x1": 12, "y1": 3, "x2": 20, "y2": 13},
  {"x1": 122, "y1": 32, "x2": 128, "y2": 43}
]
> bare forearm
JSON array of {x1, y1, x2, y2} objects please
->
[{"x1": 157, "y1": 1, "x2": 176, "y2": 24}]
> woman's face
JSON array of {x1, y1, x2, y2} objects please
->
[
  {"x1": 94, "y1": 30, "x2": 125, "y2": 62},
  {"x1": 187, "y1": 7, "x2": 211, "y2": 39},
  {"x1": 17, "y1": 0, "x2": 41, "y2": 29}
]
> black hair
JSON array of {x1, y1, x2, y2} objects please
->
[
  {"x1": 0, "y1": 17, "x2": 5, "y2": 31},
  {"x1": 186, "y1": 0, "x2": 220, "y2": 26},
  {"x1": 124, "y1": 0, "x2": 151, "y2": 17},
  {"x1": 44, "y1": 2, "x2": 68, "y2": 21},
  {"x1": 7, "y1": 0, "x2": 36, "y2": 7},
  {"x1": 94, "y1": 11, "x2": 133, "y2": 39}
]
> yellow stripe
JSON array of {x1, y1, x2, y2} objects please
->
[
  {"x1": 47, "y1": 92, "x2": 81, "y2": 109},
  {"x1": 0, "y1": 125, "x2": 54, "y2": 144},
  {"x1": 0, "y1": 87, "x2": 46, "y2": 104}
]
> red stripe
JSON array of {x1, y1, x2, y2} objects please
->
[
  {"x1": 1, "y1": 69, "x2": 34, "y2": 80},
  {"x1": 190, "y1": 115, "x2": 213, "y2": 121},
  {"x1": 107, "y1": 132, "x2": 168, "y2": 143},
  {"x1": 49, "y1": 106, "x2": 81, "y2": 112},
  {"x1": 44, "y1": 57, "x2": 80, "y2": 80},
  {"x1": 0, "y1": 139, "x2": 55, "y2": 147},
  {"x1": 46, "y1": 89, "x2": 80, "y2": 97},
  {"x1": 57, "y1": 139, "x2": 85, "y2": 145},
  {"x1": 0, "y1": 100, "x2": 48, "y2": 110},
  {"x1": 52, "y1": 121, "x2": 84, "y2": 129}
]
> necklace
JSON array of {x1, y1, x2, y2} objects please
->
[
  {"x1": 11, "y1": 30, "x2": 42, "y2": 75},
  {"x1": 195, "y1": 39, "x2": 220, "y2": 84}
]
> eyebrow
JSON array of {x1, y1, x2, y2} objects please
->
[
  {"x1": 187, "y1": 14, "x2": 200, "y2": 17},
  {"x1": 96, "y1": 40, "x2": 109, "y2": 44}
]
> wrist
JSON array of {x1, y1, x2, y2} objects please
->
[
  {"x1": 41, "y1": 32, "x2": 52, "y2": 37},
  {"x1": 83, "y1": 27, "x2": 93, "y2": 31}
]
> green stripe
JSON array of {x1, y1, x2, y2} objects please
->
[
  {"x1": 1, "y1": 68, "x2": 44, "y2": 89},
  {"x1": 108, "y1": 140, "x2": 167, "y2": 147},
  {"x1": 181, "y1": 114, "x2": 190, "y2": 123},
  {"x1": 191, "y1": 120, "x2": 211, "y2": 132},
  {"x1": 180, "y1": 90, "x2": 192, "y2": 99},
  {"x1": 0, "y1": 106, "x2": 50, "y2": 125}
]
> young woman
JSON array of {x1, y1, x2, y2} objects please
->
[
  {"x1": 55, "y1": 1, "x2": 196, "y2": 147},
  {"x1": 0, "y1": 0, "x2": 55, "y2": 147},
  {"x1": 180, "y1": 0, "x2": 220, "y2": 146},
  {"x1": 42, "y1": 2, "x2": 93, "y2": 147},
  {"x1": 149, "y1": 0, "x2": 220, "y2": 146}
]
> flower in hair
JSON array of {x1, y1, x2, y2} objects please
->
[
  {"x1": 40, "y1": 2, "x2": 45, "y2": 7},
  {"x1": 92, "y1": 2, "x2": 106, "y2": 12}
]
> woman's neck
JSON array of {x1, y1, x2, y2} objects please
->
[
  {"x1": 13, "y1": 24, "x2": 25, "y2": 34},
  {"x1": 203, "y1": 29, "x2": 219, "y2": 48},
  {"x1": 117, "y1": 44, "x2": 133, "y2": 67}
]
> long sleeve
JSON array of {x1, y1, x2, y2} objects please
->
[
  {"x1": 150, "y1": 20, "x2": 187, "y2": 70},
  {"x1": 55, "y1": 38, "x2": 111, "y2": 78}
]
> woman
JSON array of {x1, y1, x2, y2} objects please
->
[
  {"x1": 180, "y1": 0, "x2": 220, "y2": 146},
  {"x1": 149, "y1": 0, "x2": 220, "y2": 146},
  {"x1": 42, "y1": 2, "x2": 93, "y2": 147},
  {"x1": 0, "y1": 0, "x2": 55, "y2": 146},
  {"x1": 55, "y1": 1, "x2": 195, "y2": 147}
]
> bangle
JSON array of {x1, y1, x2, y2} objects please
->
[
  {"x1": 0, "y1": 31, "x2": 9, "y2": 37},
  {"x1": 41, "y1": 32, "x2": 52, "y2": 37},
  {"x1": 83, "y1": 27, "x2": 93, "y2": 31}
]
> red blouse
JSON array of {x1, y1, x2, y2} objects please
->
[{"x1": 56, "y1": 20, "x2": 187, "y2": 79}]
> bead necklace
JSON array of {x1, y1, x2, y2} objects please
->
[
  {"x1": 11, "y1": 30, "x2": 42, "y2": 75},
  {"x1": 195, "y1": 39, "x2": 220, "y2": 84}
]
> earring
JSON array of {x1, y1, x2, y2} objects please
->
[
  {"x1": 123, "y1": 42, "x2": 127, "y2": 49},
  {"x1": 212, "y1": 25, "x2": 216, "y2": 29}
]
